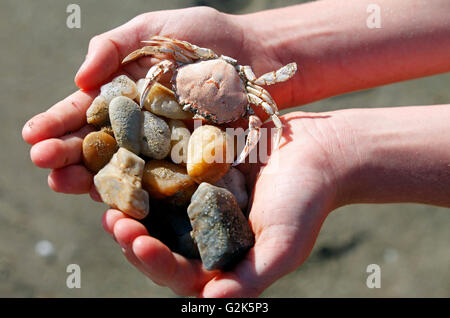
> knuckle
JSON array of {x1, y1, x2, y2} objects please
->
[{"x1": 88, "y1": 34, "x2": 103, "y2": 48}]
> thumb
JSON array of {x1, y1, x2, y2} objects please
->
[{"x1": 74, "y1": 15, "x2": 152, "y2": 90}]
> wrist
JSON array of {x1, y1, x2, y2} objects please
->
[{"x1": 331, "y1": 105, "x2": 450, "y2": 208}]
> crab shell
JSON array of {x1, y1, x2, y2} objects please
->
[{"x1": 172, "y1": 59, "x2": 249, "y2": 124}]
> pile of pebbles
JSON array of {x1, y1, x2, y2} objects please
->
[{"x1": 83, "y1": 75, "x2": 254, "y2": 270}]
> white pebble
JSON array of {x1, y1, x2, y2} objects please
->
[{"x1": 35, "y1": 240, "x2": 55, "y2": 257}]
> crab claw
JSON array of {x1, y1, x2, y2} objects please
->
[
  {"x1": 139, "y1": 78, "x2": 152, "y2": 109},
  {"x1": 138, "y1": 60, "x2": 176, "y2": 109}
]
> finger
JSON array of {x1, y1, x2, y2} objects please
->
[
  {"x1": 23, "y1": 90, "x2": 97, "y2": 145},
  {"x1": 90, "y1": 185, "x2": 102, "y2": 202},
  {"x1": 112, "y1": 217, "x2": 158, "y2": 278},
  {"x1": 48, "y1": 165, "x2": 93, "y2": 194},
  {"x1": 132, "y1": 235, "x2": 218, "y2": 296},
  {"x1": 30, "y1": 125, "x2": 94, "y2": 169},
  {"x1": 199, "y1": 227, "x2": 302, "y2": 298},
  {"x1": 75, "y1": 15, "x2": 153, "y2": 90},
  {"x1": 102, "y1": 209, "x2": 127, "y2": 236}
]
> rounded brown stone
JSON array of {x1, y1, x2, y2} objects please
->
[
  {"x1": 82, "y1": 131, "x2": 119, "y2": 172},
  {"x1": 187, "y1": 125, "x2": 232, "y2": 184},
  {"x1": 142, "y1": 160, "x2": 197, "y2": 200}
]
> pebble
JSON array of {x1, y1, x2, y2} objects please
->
[
  {"x1": 214, "y1": 167, "x2": 248, "y2": 210},
  {"x1": 86, "y1": 75, "x2": 137, "y2": 126},
  {"x1": 86, "y1": 95, "x2": 109, "y2": 126},
  {"x1": 140, "y1": 111, "x2": 171, "y2": 159},
  {"x1": 102, "y1": 75, "x2": 138, "y2": 103},
  {"x1": 187, "y1": 125, "x2": 232, "y2": 184},
  {"x1": 94, "y1": 148, "x2": 149, "y2": 219},
  {"x1": 187, "y1": 183, "x2": 254, "y2": 270},
  {"x1": 35, "y1": 240, "x2": 55, "y2": 258},
  {"x1": 142, "y1": 160, "x2": 197, "y2": 201},
  {"x1": 82, "y1": 131, "x2": 118, "y2": 173},
  {"x1": 100, "y1": 125, "x2": 114, "y2": 137},
  {"x1": 168, "y1": 119, "x2": 191, "y2": 165},
  {"x1": 109, "y1": 96, "x2": 141, "y2": 154},
  {"x1": 137, "y1": 80, "x2": 193, "y2": 119}
]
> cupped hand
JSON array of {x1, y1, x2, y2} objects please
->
[
  {"x1": 102, "y1": 111, "x2": 346, "y2": 297},
  {"x1": 22, "y1": 6, "x2": 291, "y2": 197},
  {"x1": 21, "y1": 6, "x2": 338, "y2": 297}
]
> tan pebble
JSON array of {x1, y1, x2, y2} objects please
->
[
  {"x1": 100, "y1": 125, "x2": 114, "y2": 137},
  {"x1": 86, "y1": 96, "x2": 108, "y2": 126},
  {"x1": 168, "y1": 119, "x2": 190, "y2": 165},
  {"x1": 82, "y1": 131, "x2": 118, "y2": 172},
  {"x1": 86, "y1": 75, "x2": 137, "y2": 127},
  {"x1": 94, "y1": 148, "x2": 149, "y2": 219},
  {"x1": 137, "y1": 81, "x2": 193, "y2": 120},
  {"x1": 187, "y1": 125, "x2": 233, "y2": 184},
  {"x1": 142, "y1": 160, "x2": 197, "y2": 200}
]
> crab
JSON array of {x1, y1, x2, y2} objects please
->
[{"x1": 122, "y1": 36, "x2": 297, "y2": 165}]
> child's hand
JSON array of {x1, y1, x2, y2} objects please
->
[{"x1": 101, "y1": 112, "x2": 344, "y2": 297}]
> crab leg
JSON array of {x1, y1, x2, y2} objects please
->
[
  {"x1": 122, "y1": 45, "x2": 193, "y2": 64},
  {"x1": 233, "y1": 115, "x2": 262, "y2": 166},
  {"x1": 150, "y1": 36, "x2": 218, "y2": 60},
  {"x1": 139, "y1": 60, "x2": 176, "y2": 108},
  {"x1": 247, "y1": 92, "x2": 282, "y2": 149},
  {"x1": 141, "y1": 40, "x2": 200, "y2": 61},
  {"x1": 252, "y1": 62, "x2": 297, "y2": 86},
  {"x1": 246, "y1": 83, "x2": 278, "y2": 113}
]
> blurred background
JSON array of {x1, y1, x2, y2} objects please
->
[{"x1": 0, "y1": 0, "x2": 449, "y2": 297}]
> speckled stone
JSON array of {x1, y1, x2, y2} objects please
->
[
  {"x1": 142, "y1": 160, "x2": 197, "y2": 201},
  {"x1": 86, "y1": 95, "x2": 109, "y2": 126},
  {"x1": 101, "y1": 75, "x2": 138, "y2": 104},
  {"x1": 86, "y1": 75, "x2": 137, "y2": 126},
  {"x1": 187, "y1": 183, "x2": 254, "y2": 270},
  {"x1": 94, "y1": 148, "x2": 149, "y2": 219},
  {"x1": 109, "y1": 96, "x2": 141, "y2": 154},
  {"x1": 82, "y1": 131, "x2": 118, "y2": 173},
  {"x1": 214, "y1": 167, "x2": 248, "y2": 210},
  {"x1": 140, "y1": 111, "x2": 171, "y2": 159}
]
